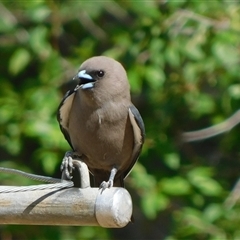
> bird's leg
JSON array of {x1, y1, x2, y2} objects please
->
[
  {"x1": 99, "y1": 167, "x2": 118, "y2": 190},
  {"x1": 61, "y1": 151, "x2": 79, "y2": 180}
]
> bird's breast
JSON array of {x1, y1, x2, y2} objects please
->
[{"x1": 68, "y1": 100, "x2": 134, "y2": 171}]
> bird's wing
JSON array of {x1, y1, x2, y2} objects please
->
[
  {"x1": 124, "y1": 105, "x2": 145, "y2": 179},
  {"x1": 57, "y1": 86, "x2": 79, "y2": 150}
]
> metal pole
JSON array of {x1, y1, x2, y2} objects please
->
[
  {"x1": 0, "y1": 160, "x2": 133, "y2": 228},
  {"x1": 0, "y1": 186, "x2": 132, "y2": 227}
]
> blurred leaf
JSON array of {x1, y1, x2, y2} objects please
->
[
  {"x1": 174, "y1": 207, "x2": 227, "y2": 239},
  {"x1": 8, "y1": 48, "x2": 31, "y2": 75},
  {"x1": 184, "y1": 35, "x2": 205, "y2": 61},
  {"x1": 131, "y1": 162, "x2": 157, "y2": 190},
  {"x1": 129, "y1": 1, "x2": 160, "y2": 19},
  {"x1": 26, "y1": 5, "x2": 50, "y2": 22},
  {"x1": 185, "y1": 93, "x2": 216, "y2": 116},
  {"x1": 161, "y1": 176, "x2": 191, "y2": 195},
  {"x1": 228, "y1": 84, "x2": 240, "y2": 100},
  {"x1": 29, "y1": 26, "x2": 51, "y2": 59},
  {"x1": 145, "y1": 66, "x2": 165, "y2": 89},
  {"x1": 128, "y1": 66, "x2": 143, "y2": 94},
  {"x1": 0, "y1": 3, "x2": 17, "y2": 32},
  {"x1": 164, "y1": 153, "x2": 180, "y2": 170},
  {"x1": 203, "y1": 204, "x2": 223, "y2": 223},
  {"x1": 212, "y1": 42, "x2": 239, "y2": 67},
  {"x1": 142, "y1": 191, "x2": 169, "y2": 219},
  {"x1": 191, "y1": 193, "x2": 205, "y2": 207},
  {"x1": 165, "y1": 43, "x2": 181, "y2": 67},
  {"x1": 187, "y1": 167, "x2": 223, "y2": 196},
  {"x1": 35, "y1": 150, "x2": 59, "y2": 175}
]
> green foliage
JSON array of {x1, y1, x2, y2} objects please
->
[{"x1": 0, "y1": 0, "x2": 240, "y2": 239}]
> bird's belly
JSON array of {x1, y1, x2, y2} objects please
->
[{"x1": 69, "y1": 113, "x2": 134, "y2": 172}]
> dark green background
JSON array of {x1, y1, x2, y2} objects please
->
[{"x1": 0, "y1": 1, "x2": 240, "y2": 239}]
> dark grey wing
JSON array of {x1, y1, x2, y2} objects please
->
[
  {"x1": 57, "y1": 87, "x2": 79, "y2": 150},
  {"x1": 124, "y1": 105, "x2": 145, "y2": 179}
]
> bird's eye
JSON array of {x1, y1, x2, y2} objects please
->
[{"x1": 97, "y1": 70, "x2": 105, "y2": 78}]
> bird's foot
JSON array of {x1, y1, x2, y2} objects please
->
[
  {"x1": 61, "y1": 151, "x2": 77, "y2": 180},
  {"x1": 99, "y1": 167, "x2": 118, "y2": 192},
  {"x1": 99, "y1": 179, "x2": 114, "y2": 191}
]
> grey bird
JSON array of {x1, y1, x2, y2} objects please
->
[{"x1": 57, "y1": 56, "x2": 145, "y2": 189}]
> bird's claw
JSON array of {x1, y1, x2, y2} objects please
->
[
  {"x1": 99, "y1": 180, "x2": 113, "y2": 191},
  {"x1": 61, "y1": 151, "x2": 75, "y2": 180}
]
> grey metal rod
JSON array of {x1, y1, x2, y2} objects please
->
[{"x1": 0, "y1": 186, "x2": 132, "y2": 228}]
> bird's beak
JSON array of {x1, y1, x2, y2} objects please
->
[{"x1": 76, "y1": 70, "x2": 96, "y2": 89}]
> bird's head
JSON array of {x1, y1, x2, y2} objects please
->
[{"x1": 74, "y1": 56, "x2": 130, "y2": 102}]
